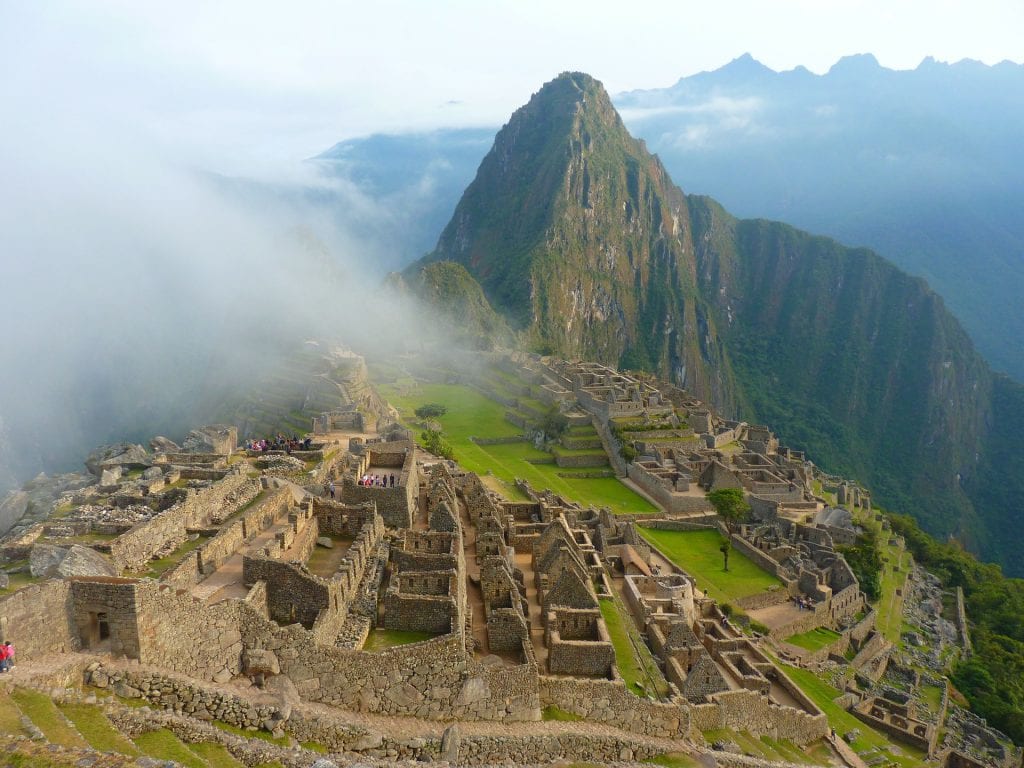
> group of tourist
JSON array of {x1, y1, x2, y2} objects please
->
[
  {"x1": 359, "y1": 473, "x2": 396, "y2": 488},
  {"x1": 0, "y1": 641, "x2": 15, "y2": 672},
  {"x1": 793, "y1": 595, "x2": 815, "y2": 611},
  {"x1": 245, "y1": 435, "x2": 313, "y2": 453}
]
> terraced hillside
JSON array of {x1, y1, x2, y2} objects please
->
[{"x1": 372, "y1": 362, "x2": 656, "y2": 515}]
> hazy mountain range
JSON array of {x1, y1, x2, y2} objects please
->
[{"x1": 316, "y1": 54, "x2": 1024, "y2": 380}]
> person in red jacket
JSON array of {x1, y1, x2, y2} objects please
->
[
  {"x1": 3, "y1": 642, "x2": 13, "y2": 670},
  {"x1": 0, "y1": 643, "x2": 8, "y2": 673}
]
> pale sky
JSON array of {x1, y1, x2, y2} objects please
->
[{"x1": 2, "y1": 0, "x2": 1021, "y2": 175}]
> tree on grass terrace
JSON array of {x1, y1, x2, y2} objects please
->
[
  {"x1": 533, "y1": 406, "x2": 568, "y2": 441},
  {"x1": 706, "y1": 488, "x2": 751, "y2": 532},
  {"x1": 414, "y1": 403, "x2": 448, "y2": 420}
]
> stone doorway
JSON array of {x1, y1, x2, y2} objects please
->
[{"x1": 84, "y1": 611, "x2": 110, "y2": 648}]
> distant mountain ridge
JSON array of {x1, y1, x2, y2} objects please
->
[
  {"x1": 410, "y1": 72, "x2": 1024, "y2": 576},
  {"x1": 321, "y1": 54, "x2": 1024, "y2": 380}
]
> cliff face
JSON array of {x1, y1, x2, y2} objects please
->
[
  {"x1": 425, "y1": 72, "x2": 736, "y2": 412},
  {"x1": 414, "y1": 72, "x2": 1024, "y2": 575}
]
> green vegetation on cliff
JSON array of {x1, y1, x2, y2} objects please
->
[{"x1": 888, "y1": 512, "x2": 1024, "y2": 743}]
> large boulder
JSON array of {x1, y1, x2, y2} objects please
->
[
  {"x1": 57, "y1": 545, "x2": 117, "y2": 578},
  {"x1": 33, "y1": 544, "x2": 118, "y2": 579},
  {"x1": 30, "y1": 543, "x2": 69, "y2": 578},
  {"x1": 0, "y1": 491, "x2": 30, "y2": 535},
  {"x1": 84, "y1": 443, "x2": 149, "y2": 476},
  {"x1": 149, "y1": 436, "x2": 179, "y2": 453},
  {"x1": 182, "y1": 425, "x2": 237, "y2": 454}
]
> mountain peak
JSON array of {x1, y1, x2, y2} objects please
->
[
  {"x1": 720, "y1": 53, "x2": 774, "y2": 76},
  {"x1": 827, "y1": 53, "x2": 882, "y2": 76}
]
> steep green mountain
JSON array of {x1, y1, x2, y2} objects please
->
[
  {"x1": 325, "y1": 57, "x2": 1024, "y2": 379},
  {"x1": 416, "y1": 72, "x2": 738, "y2": 412},
  {"x1": 414, "y1": 71, "x2": 1024, "y2": 576}
]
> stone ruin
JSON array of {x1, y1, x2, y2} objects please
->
[{"x1": 2, "y1": 357, "x2": 1016, "y2": 768}]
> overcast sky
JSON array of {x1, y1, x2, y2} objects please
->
[{"x1": 3, "y1": 0, "x2": 1021, "y2": 176}]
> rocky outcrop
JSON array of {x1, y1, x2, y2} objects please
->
[
  {"x1": 84, "y1": 443, "x2": 150, "y2": 476},
  {"x1": 182, "y1": 425, "x2": 237, "y2": 454},
  {"x1": 30, "y1": 543, "x2": 117, "y2": 578},
  {"x1": 0, "y1": 490, "x2": 29, "y2": 535}
]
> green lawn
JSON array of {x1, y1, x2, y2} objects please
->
[
  {"x1": 131, "y1": 534, "x2": 209, "y2": 579},
  {"x1": 701, "y1": 728, "x2": 829, "y2": 764},
  {"x1": 134, "y1": 728, "x2": 208, "y2": 768},
  {"x1": 785, "y1": 627, "x2": 843, "y2": 652},
  {"x1": 188, "y1": 742, "x2": 246, "y2": 767},
  {"x1": 378, "y1": 382, "x2": 657, "y2": 515},
  {"x1": 9, "y1": 688, "x2": 87, "y2": 748},
  {"x1": 637, "y1": 528, "x2": 782, "y2": 604},
  {"x1": 362, "y1": 629, "x2": 435, "y2": 651},
  {"x1": 599, "y1": 597, "x2": 669, "y2": 698},
  {"x1": 0, "y1": 689, "x2": 30, "y2": 736},
  {"x1": 853, "y1": 508, "x2": 911, "y2": 643},
  {"x1": 212, "y1": 720, "x2": 288, "y2": 746},
  {"x1": 779, "y1": 663, "x2": 926, "y2": 767},
  {"x1": 59, "y1": 702, "x2": 139, "y2": 755}
]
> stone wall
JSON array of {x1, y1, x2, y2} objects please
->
[
  {"x1": 239, "y1": 618, "x2": 539, "y2": 721},
  {"x1": 243, "y1": 556, "x2": 332, "y2": 630},
  {"x1": 134, "y1": 582, "x2": 244, "y2": 681},
  {"x1": 691, "y1": 688, "x2": 828, "y2": 745},
  {"x1": 93, "y1": 661, "x2": 652, "y2": 765},
  {"x1": 108, "y1": 506, "x2": 189, "y2": 573},
  {"x1": 341, "y1": 478, "x2": 416, "y2": 529},
  {"x1": 384, "y1": 587, "x2": 458, "y2": 635},
  {"x1": 0, "y1": 578, "x2": 78, "y2": 659},
  {"x1": 627, "y1": 464, "x2": 713, "y2": 515},
  {"x1": 160, "y1": 551, "x2": 202, "y2": 590},
  {"x1": 956, "y1": 586, "x2": 972, "y2": 658},
  {"x1": 538, "y1": 676, "x2": 689, "y2": 738},
  {"x1": 735, "y1": 588, "x2": 793, "y2": 612},
  {"x1": 310, "y1": 497, "x2": 376, "y2": 536},
  {"x1": 641, "y1": 518, "x2": 718, "y2": 531},
  {"x1": 198, "y1": 488, "x2": 291, "y2": 575}
]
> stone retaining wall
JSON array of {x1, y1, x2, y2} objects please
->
[
  {"x1": 640, "y1": 517, "x2": 719, "y2": 531},
  {"x1": 691, "y1": 688, "x2": 828, "y2": 745},
  {"x1": 109, "y1": 506, "x2": 188, "y2": 572},
  {"x1": 553, "y1": 452, "x2": 609, "y2": 469},
  {"x1": 470, "y1": 436, "x2": 527, "y2": 446},
  {"x1": 539, "y1": 676, "x2": 689, "y2": 738},
  {"x1": 92, "y1": 662, "x2": 653, "y2": 765}
]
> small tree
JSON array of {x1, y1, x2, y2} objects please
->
[
  {"x1": 707, "y1": 487, "x2": 751, "y2": 533},
  {"x1": 420, "y1": 429, "x2": 454, "y2": 460},
  {"x1": 415, "y1": 403, "x2": 448, "y2": 420},
  {"x1": 720, "y1": 538, "x2": 732, "y2": 572},
  {"x1": 535, "y1": 407, "x2": 569, "y2": 440}
]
